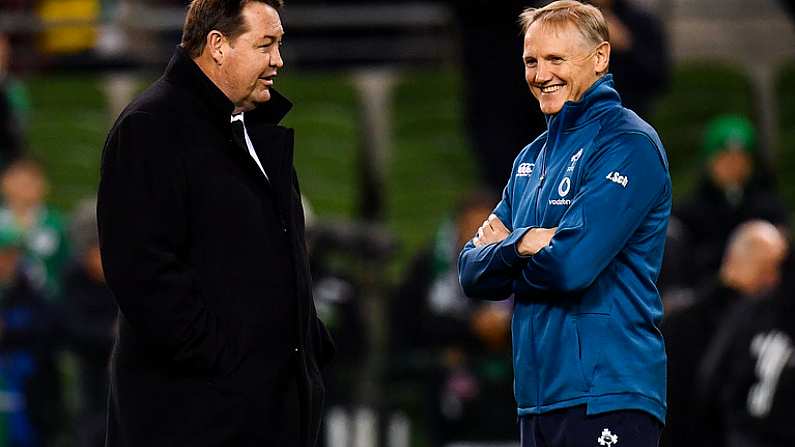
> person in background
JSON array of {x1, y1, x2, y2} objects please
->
[
  {"x1": 0, "y1": 226, "x2": 62, "y2": 447},
  {"x1": 588, "y1": 0, "x2": 669, "y2": 118},
  {"x1": 716, "y1": 250, "x2": 795, "y2": 447},
  {"x1": 663, "y1": 220, "x2": 789, "y2": 447},
  {"x1": 0, "y1": 159, "x2": 69, "y2": 299},
  {"x1": 61, "y1": 198, "x2": 115, "y2": 447},
  {"x1": 449, "y1": 0, "x2": 547, "y2": 193},
  {"x1": 675, "y1": 115, "x2": 790, "y2": 287},
  {"x1": 0, "y1": 33, "x2": 26, "y2": 168},
  {"x1": 392, "y1": 190, "x2": 516, "y2": 444}
]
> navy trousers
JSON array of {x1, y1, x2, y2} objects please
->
[{"x1": 520, "y1": 405, "x2": 662, "y2": 447}]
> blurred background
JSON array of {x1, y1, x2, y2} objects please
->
[{"x1": 0, "y1": 0, "x2": 794, "y2": 446}]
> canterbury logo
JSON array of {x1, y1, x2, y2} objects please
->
[
  {"x1": 517, "y1": 163, "x2": 535, "y2": 177},
  {"x1": 606, "y1": 171, "x2": 628, "y2": 188}
]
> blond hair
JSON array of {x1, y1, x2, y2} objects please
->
[{"x1": 519, "y1": 0, "x2": 609, "y2": 47}]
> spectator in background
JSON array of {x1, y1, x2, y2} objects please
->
[
  {"x1": 675, "y1": 115, "x2": 789, "y2": 287},
  {"x1": 716, "y1": 251, "x2": 795, "y2": 447},
  {"x1": 0, "y1": 33, "x2": 26, "y2": 168},
  {"x1": 0, "y1": 226, "x2": 62, "y2": 446},
  {"x1": 306, "y1": 229, "x2": 367, "y2": 415},
  {"x1": 656, "y1": 216, "x2": 694, "y2": 313},
  {"x1": 589, "y1": 0, "x2": 669, "y2": 118},
  {"x1": 449, "y1": 0, "x2": 547, "y2": 192},
  {"x1": 663, "y1": 220, "x2": 789, "y2": 447},
  {"x1": 0, "y1": 159, "x2": 69, "y2": 299},
  {"x1": 62, "y1": 198, "x2": 115, "y2": 447},
  {"x1": 392, "y1": 190, "x2": 516, "y2": 445}
]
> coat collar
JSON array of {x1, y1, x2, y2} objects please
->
[
  {"x1": 545, "y1": 74, "x2": 622, "y2": 131},
  {"x1": 163, "y1": 46, "x2": 293, "y2": 127}
]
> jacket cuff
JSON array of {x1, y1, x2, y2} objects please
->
[{"x1": 498, "y1": 227, "x2": 533, "y2": 267}]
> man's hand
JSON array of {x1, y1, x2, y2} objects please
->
[
  {"x1": 517, "y1": 227, "x2": 557, "y2": 256},
  {"x1": 473, "y1": 214, "x2": 510, "y2": 247}
]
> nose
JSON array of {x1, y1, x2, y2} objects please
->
[
  {"x1": 534, "y1": 61, "x2": 551, "y2": 84},
  {"x1": 271, "y1": 45, "x2": 284, "y2": 68}
]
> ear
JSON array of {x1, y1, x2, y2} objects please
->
[
  {"x1": 206, "y1": 30, "x2": 226, "y2": 65},
  {"x1": 593, "y1": 41, "x2": 610, "y2": 74}
]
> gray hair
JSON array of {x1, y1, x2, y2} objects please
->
[{"x1": 519, "y1": 0, "x2": 610, "y2": 47}]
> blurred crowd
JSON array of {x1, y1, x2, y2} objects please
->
[{"x1": 0, "y1": 0, "x2": 794, "y2": 446}]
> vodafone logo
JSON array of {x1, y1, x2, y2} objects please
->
[{"x1": 558, "y1": 177, "x2": 571, "y2": 197}]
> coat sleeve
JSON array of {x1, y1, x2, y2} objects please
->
[
  {"x1": 504, "y1": 132, "x2": 669, "y2": 293},
  {"x1": 457, "y1": 165, "x2": 519, "y2": 300},
  {"x1": 97, "y1": 111, "x2": 240, "y2": 375}
]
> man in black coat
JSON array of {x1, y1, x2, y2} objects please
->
[
  {"x1": 662, "y1": 220, "x2": 789, "y2": 447},
  {"x1": 97, "y1": 1, "x2": 334, "y2": 445}
]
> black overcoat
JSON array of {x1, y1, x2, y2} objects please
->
[{"x1": 97, "y1": 47, "x2": 334, "y2": 447}]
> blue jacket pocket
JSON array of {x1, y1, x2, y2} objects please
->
[{"x1": 574, "y1": 313, "x2": 611, "y2": 389}]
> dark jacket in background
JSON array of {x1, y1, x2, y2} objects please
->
[
  {"x1": 391, "y1": 245, "x2": 516, "y2": 444},
  {"x1": 0, "y1": 79, "x2": 23, "y2": 166},
  {"x1": 608, "y1": 0, "x2": 670, "y2": 118},
  {"x1": 674, "y1": 177, "x2": 790, "y2": 287},
  {"x1": 0, "y1": 273, "x2": 62, "y2": 446},
  {"x1": 662, "y1": 280, "x2": 742, "y2": 447},
  {"x1": 62, "y1": 265, "x2": 116, "y2": 447},
  {"x1": 449, "y1": 0, "x2": 547, "y2": 192},
  {"x1": 97, "y1": 47, "x2": 333, "y2": 447},
  {"x1": 62, "y1": 265, "x2": 115, "y2": 404},
  {"x1": 716, "y1": 259, "x2": 795, "y2": 447}
]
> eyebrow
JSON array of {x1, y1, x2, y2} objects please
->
[
  {"x1": 524, "y1": 53, "x2": 565, "y2": 61},
  {"x1": 261, "y1": 30, "x2": 284, "y2": 40}
]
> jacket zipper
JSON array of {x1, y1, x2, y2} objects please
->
[
  {"x1": 534, "y1": 142, "x2": 547, "y2": 225},
  {"x1": 531, "y1": 109, "x2": 566, "y2": 406}
]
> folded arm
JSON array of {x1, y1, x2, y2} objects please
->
[{"x1": 459, "y1": 133, "x2": 669, "y2": 297}]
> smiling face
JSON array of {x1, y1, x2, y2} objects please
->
[
  {"x1": 216, "y1": 2, "x2": 284, "y2": 112},
  {"x1": 523, "y1": 20, "x2": 609, "y2": 115}
]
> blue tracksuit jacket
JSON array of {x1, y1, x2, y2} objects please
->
[{"x1": 458, "y1": 75, "x2": 670, "y2": 423}]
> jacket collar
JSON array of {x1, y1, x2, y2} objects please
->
[
  {"x1": 163, "y1": 46, "x2": 292, "y2": 127},
  {"x1": 546, "y1": 74, "x2": 622, "y2": 131}
]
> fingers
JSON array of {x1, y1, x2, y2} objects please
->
[
  {"x1": 473, "y1": 225, "x2": 484, "y2": 247},
  {"x1": 474, "y1": 219, "x2": 494, "y2": 247},
  {"x1": 517, "y1": 227, "x2": 556, "y2": 256},
  {"x1": 488, "y1": 214, "x2": 508, "y2": 232},
  {"x1": 473, "y1": 215, "x2": 512, "y2": 247}
]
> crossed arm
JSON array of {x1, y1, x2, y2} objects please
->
[
  {"x1": 474, "y1": 213, "x2": 556, "y2": 257},
  {"x1": 458, "y1": 133, "x2": 669, "y2": 300}
]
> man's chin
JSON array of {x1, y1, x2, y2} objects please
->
[
  {"x1": 538, "y1": 100, "x2": 564, "y2": 115},
  {"x1": 236, "y1": 91, "x2": 272, "y2": 113},
  {"x1": 258, "y1": 89, "x2": 272, "y2": 103}
]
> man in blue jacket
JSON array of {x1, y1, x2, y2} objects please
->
[{"x1": 458, "y1": 1, "x2": 671, "y2": 446}]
